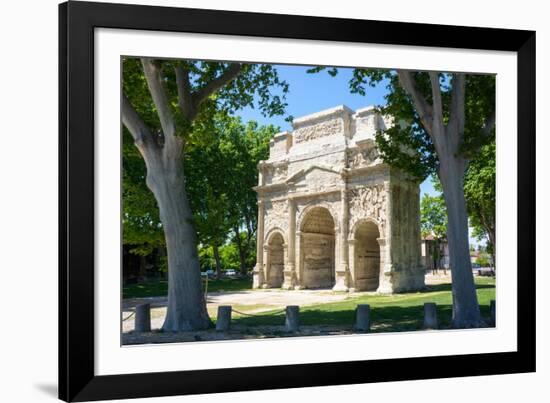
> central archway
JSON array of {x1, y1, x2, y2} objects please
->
[
  {"x1": 300, "y1": 207, "x2": 335, "y2": 288},
  {"x1": 353, "y1": 220, "x2": 381, "y2": 291},
  {"x1": 267, "y1": 232, "x2": 285, "y2": 288}
]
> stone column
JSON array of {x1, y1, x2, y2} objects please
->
[
  {"x1": 333, "y1": 189, "x2": 350, "y2": 291},
  {"x1": 347, "y1": 239, "x2": 356, "y2": 292},
  {"x1": 283, "y1": 200, "x2": 296, "y2": 289},
  {"x1": 253, "y1": 200, "x2": 265, "y2": 288},
  {"x1": 294, "y1": 231, "x2": 303, "y2": 289},
  {"x1": 377, "y1": 237, "x2": 393, "y2": 293},
  {"x1": 262, "y1": 244, "x2": 270, "y2": 288}
]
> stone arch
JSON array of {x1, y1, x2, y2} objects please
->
[
  {"x1": 298, "y1": 206, "x2": 336, "y2": 288},
  {"x1": 352, "y1": 218, "x2": 381, "y2": 291},
  {"x1": 265, "y1": 226, "x2": 287, "y2": 245},
  {"x1": 349, "y1": 217, "x2": 381, "y2": 240},
  {"x1": 297, "y1": 201, "x2": 340, "y2": 234},
  {"x1": 265, "y1": 229, "x2": 285, "y2": 288}
]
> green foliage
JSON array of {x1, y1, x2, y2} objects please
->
[
  {"x1": 218, "y1": 243, "x2": 241, "y2": 272},
  {"x1": 198, "y1": 240, "x2": 255, "y2": 274},
  {"x1": 123, "y1": 58, "x2": 288, "y2": 144},
  {"x1": 184, "y1": 114, "x2": 276, "y2": 272},
  {"x1": 420, "y1": 187, "x2": 447, "y2": 240},
  {"x1": 122, "y1": 129, "x2": 165, "y2": 256},
  {"x1": 464, "y1": 141, "x2": 496, "y2": 253},
  {"x1": 475, "y1": 253, "x2": 492, "y2": 267},
  {"x1": 122, "y1": 57, "x2": 286, "y2": 271},
  {"x1": 307, "y1": 67, "x2": 495, "y2": 181},
  {"x1": 375, "y1": 72, "x2": 494, "y2": 180},
  {"x1": 198, "y1": 245, "x2": 216, "y2": 271}
]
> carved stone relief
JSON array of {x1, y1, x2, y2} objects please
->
[
  {"x1": 264, "y1": 200, "x2": 289, "y2": 238},
  {"x1": 254, "y1": 105, "x2": 423, "y2": 292},
  {"x1": 294, "y1": 119, "x2": 343, "y2": 144},
  {"x1": 264, "y1": 163, "x2": 288, "y2": 183},
  {"x1": 348, "y1": 184, "x2": 387, "y2": 236},
  {"x1": 346, "y1": 146, "x2": 379, "y2": 169}
]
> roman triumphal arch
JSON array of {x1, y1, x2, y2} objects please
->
[{"x1": 253, "y1": 105, "x2": 425, "y2": 293}]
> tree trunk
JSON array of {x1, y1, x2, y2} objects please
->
[
  {"x1": 138, "y1": 254, "x2": 147, "y2": 280},
  {"x1": 233, "y1": 227, "x2": 248, "y2": 276},
  {"x1": 481, "y1": 216, "x2": 496, "y2": 270},
  {"x1": 439, "y1": 160, "x2": 485, "y2": 328},
  {"x1": 147, "y1": 158, "x2": 211, "y2": 332},
  {"x1": 212, "y1": 244, "x2": 222, "y2": 280}
]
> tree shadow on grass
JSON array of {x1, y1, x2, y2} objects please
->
[
  {"x1": 232, "y1": 303, "x2": 494, "y2": 333},
  {"x1": 417, "y1": 283, "x2": 495, "y2": 293}
]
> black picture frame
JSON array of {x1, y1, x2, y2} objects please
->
[{"x1": 59, "y1": 1, "x2": 536, "y2": 401}]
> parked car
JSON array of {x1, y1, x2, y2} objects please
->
[
  {"x1": 477, "y1": 267, "x2": 495, "y2": 276},
  {"x1": 224, "y1": 269, "x2": 237, "y2": 277},
  {"x1": 202, "y1": 269, "x2": 215, "y2": 278}
]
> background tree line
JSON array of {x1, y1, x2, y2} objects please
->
[
  {"x1": 420, "y1": 140, "x2": 496, "y2": 272},
  {"x1": 123, "y1": 114, "x2": 277, "y2": 281},
  {"x1": 123, "y1": 56, "x2": 496, "y2": 330}
]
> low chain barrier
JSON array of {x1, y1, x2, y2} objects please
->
[
  {"x1": 122, "y1": 311, "x2": 135, "y2": 322},
  {"x1": 231, "y1": 308, "x2": 287, "y2": 317}
]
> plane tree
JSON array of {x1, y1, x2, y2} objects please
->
[
  {"x1": 310, "y1": 67, "x2": 495, "y2": 327},
  {"x1": 122, "y1": 58, "x2": 287, "y2": 331}
]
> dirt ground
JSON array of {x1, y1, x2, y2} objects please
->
[
  {"x1": 121, "y1": 273, "x2": 453, "y2": 338},
  {"x1": 122, "y1": 288, "x2": 353, "y2": 333}
]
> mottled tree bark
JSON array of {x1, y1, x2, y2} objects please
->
[
  {"x1": 122, "y1": 58, "x2": 242, "y2": 331},
  {"x1": 212, "y1": 244, "x2": 222, "y2": 280},
  {"x1": 438, "y1": 158, "x2": 483, "y2": 327},
  {"x1": 145, "y1": 148, "x2": 211, "y2": 331},
  {"x1": 397, "y1": 71, "x2": 491, "y2": 327}
]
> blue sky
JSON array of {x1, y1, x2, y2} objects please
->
[
  {"x1": 235, "y1": 64, "x2": 437, "y2": 198},
  {"x1": 232, "y1": 63, "x2": 480, "y2": 246}
]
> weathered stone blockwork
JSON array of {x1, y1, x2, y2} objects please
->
[{"x1": 253, "y1": 105, "x2": 424, "y2": 293}]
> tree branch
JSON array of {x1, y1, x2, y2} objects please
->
[
  {"x1": 141, "y1": 58, "x2": 176, "y2": 139},
  {"x1": 429, "y1": 72, "x2": 445, "y2": 136},
  {"x1": 175, "y1": 63, "x2": 195, "y2": 121},
  {"x1": 396, "y1": 70, "x2": 434, "y2": 136},
  {"x1": 448, "y1": 73, "x2": 466, "y2": 148},
  {"x1": 191, "y1": 63, "x2": 243, "y2": 114},
  {"x1": 122, "y1": 93, "x2": 156, "y2": 153},
  {"x1": 482, "y1": 110, "x2": 496, "y2": 138}
]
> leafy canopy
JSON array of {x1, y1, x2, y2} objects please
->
[
  {"x1": 123, "y1": 58, "x2": 288, "y2": 144},
  {"x1": 307, "y1": 67, "x2": 495, "y2": 181},
  {"x1": 420, "y1": 191, "x2": 448, "y2": 240}
]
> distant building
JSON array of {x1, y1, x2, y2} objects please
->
[{"x1": 421, "y1": 235, "x2": 449, "y2": 273}]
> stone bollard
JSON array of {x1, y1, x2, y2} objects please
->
[
  {"x1": 490, "y1": 300, "x2": 496, "y2": 326},
  {"x1": 216, "y1": 305, "x2": 232, "y2": 331},
  {"x1": 285, "y1": 305, "x2": 300, "y2": 332},
  {"x1": 135, "y1": 303, "x2": 151, "y2": 332},
  {"x1": 423, "y1": 302, "x2": 438, "y2": 330},
  {"x1": 355, "y1": 304, "x2": 371, "y2": 332}
]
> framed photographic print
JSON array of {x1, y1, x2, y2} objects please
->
[{"x1": 59, "y1": 1, "x2": 535, "y2": 401}]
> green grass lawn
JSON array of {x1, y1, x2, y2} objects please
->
[
  {"x1": 231, "y1": 276, "x2": 496, "y2": 332},
  {"x1": 124, "y1": 275, "x2": 495, "y2": 333},
  {"x1": 123, "y1": 277, "x2": 252, "y2": 299}
]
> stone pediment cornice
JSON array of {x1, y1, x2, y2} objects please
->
[
  {"x1": 285, "y1": 164, "x2": 341, "y2": 184},
  {"x1": 344, "y1": 163, "x2": 388, "y2": 177},
  {"x1": 254, "y1": 165, "x2": 343, "y2": 195}
]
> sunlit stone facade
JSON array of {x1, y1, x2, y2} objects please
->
[{"x1": 253, "y1": 105, "x2": 425, "y2": 293}]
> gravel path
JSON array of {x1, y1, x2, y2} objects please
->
[
  {"x1": 122, "y1": 289, "x2": 353, "y2": 333},
  {"x1": 121, "y1": 274, "x2": 455, "y2": 340}
]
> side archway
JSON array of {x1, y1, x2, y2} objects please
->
[
  {"x1": 299, "y1": 206, "x2": 336, "y2": 288},
  {"x1": 352, "y1": 219, "x2": 381, "y2": 291},
  {"x1": 265, "y1": 230, "x2": 285, "y2": 288}
]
